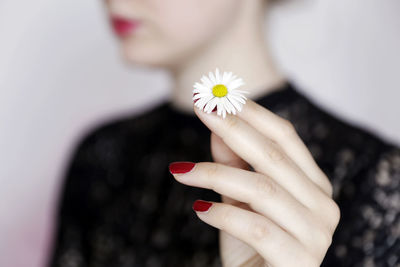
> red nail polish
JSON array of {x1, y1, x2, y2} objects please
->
[
  {"x1": 169, "y1": 161, "x2": 195, "y2": 174},
  {"x1": 193, "y1": 93, "x2": 199, "y2": 104},
  {"x1": 192, "y1": 200, "x2": 212, "y2": 212},
  {"x1": 212, "y1": 107, "x2": 217, "y2": 112}
]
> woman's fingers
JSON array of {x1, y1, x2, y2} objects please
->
[
  {"x1": 193, "y1": 106, "x2": 327, "y2": 210},
  {"x1": 192, "y1": 200, "x2": 319, "y2": 267},
  {"x1": 170, "y1": 162, "x2": 335, "y2": 250},
  {"x1": 210, "y1": 132, "x2": 249, "y2": 205},
  {"x1": 236, "y1": 99, "x2": 333, "y2": 197},
  {"x1": 194, "y1": 99, "x2": 332, "y2": 197},
  {"x1": 211, "y1": 132, "x2": 249, "y2": 170}
]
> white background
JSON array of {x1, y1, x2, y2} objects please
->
[{"x1": 0, "y1": 0, "x2": 399, "y2": 266}]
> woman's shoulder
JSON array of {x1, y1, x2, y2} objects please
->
[
  {"x1": 65, "y1": 101, "x2": 171, "y2": 170},
  {"x1": 272, "y1": 82, "x2": 398, "y2": 153},
  {"x1": 279, "y1": 84, "x2": 399, "y2": 194},
  {"x1": 259, "y1": 83, "x2": 399, "y2": 190}
]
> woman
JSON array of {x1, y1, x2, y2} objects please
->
[{"x1": 48, "y1": 0, "x2": 400, "y2": 266}]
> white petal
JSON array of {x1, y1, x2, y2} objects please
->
[
  {"x1": 192, "y1": 92, "x2": 210, "y2": 100},
  {"x1": 217, "y1": 101, "x2": 223, "y2": 116},
  {"x1": 194, "y1": 101, "x2": 205, "y2": 110},
  {"x1": 221, "y1": 98, "x2": 231, "y2": 114},
  {"x1": 222, "y1": 72, "x2": 228, "y2": 84},
  {"x1": 230, "y1": 91, "x2": 248, "y2": 99},
  {"x1": 193, "y1": 88, "x2": 210, "y2": 94},
  {"x1": 224, "y1": 97, "x2": 236, "y2": 115},
  {"x1": 205, "y1": 97, "x2": 219, "y2": 113},
  {"x1": 223, "y1": 72, "x2": 233, "y2": 85},
  {"x1": 203, "y1": 96, "x2": 213, "y2": 113},
  {"x1": 192, "y1": 94, "x2": 201, "y2": 101},
  {"x1": 199, "y1": 94, "x2": 214, "y2": 104},
  {"x1": 209, "y1": 71, "x2": 217, "y2": 85},
  {"x1": 229, "y1": 93, "x2": 246, "y2": 104},
  {"x1": 201, "y1": 75, "x2": 213, "y2": 88},
  {"x1": 193, "y1": 82, "x2": 208, "y2": 90},
  {"x1": 215, "y1": 68, "x2": 221, "y2": 83},
  {"x1": 232, "y1": 89, "x2": 249, "y2": 95},
  {"x1": 195, "y1": 94, "x2": 213, "y2": 109},
  {"x1": 224, "y1": 99, "x2": 233, "y2": 114},
  {"x1": 193, "y1": 85, "x2": 211, "y2": 93},
  {"x1": 227, "y1": 95, "x2": 242, "y2": 112},
  {"x1": 228, "y1": 79, "x2": 244, "y2": 91},
  {"x1": 193, "y1": 82, "x2": 204, "y2": 88}
]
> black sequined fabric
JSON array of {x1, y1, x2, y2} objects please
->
[{"x1": 47, "y1": 82, "x2": 400, "y2": 267}]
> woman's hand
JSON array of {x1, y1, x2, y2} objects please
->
[{"x1": 169, "y1": 99, "x2": 341, "y2": 267}]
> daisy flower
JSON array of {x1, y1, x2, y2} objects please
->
[{"x1": 192, "y1": 68, "x2": 249, "y2": 119}]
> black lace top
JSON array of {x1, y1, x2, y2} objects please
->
[{"x1": 47, "y1": 82, "x2": 400, "y2": 267}]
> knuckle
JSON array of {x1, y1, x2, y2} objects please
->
[
  {"x1": 327, "y1": 198, "x2": 341, "y2": 228},
  {"x1": 318, "y1": 228, "x2": 333, "y2": 249},
  {"x1": 302, "y1": 255, "x2": 321, "y2": 267},
  {"x1": 203, "y1": 163, "x2": 221, "y2": 189},
  {"x1": 278, "y1": 118, "x2": 296, "y2": 138},
  {"x1": 314, "y1": 198, "x2": 341, "y2": 236},
  {"x1": 250, "y1": 221, "x2": 269, "y2": 242},
  {"x1": 224, "y1": 116, "x2": 240, "y2": 131},
  {"x1": 255, "y1": 175, "x2": 277, "y2": 198},
  {"x1": 205, "y1": 162, "x2": 220, "y2": 178},
  {"x1": 293, "y1": 252, "x2": 320, "y2": 267},
  {"x1": 309, "y1": 226, "x2": 333, "y2": 253},
  {"x1": 262, "y1": 141, "x2": 285, "y2": 162},
  {"x1": 325, "y1": 181, "x2": 334, "y2": 198},
  {"x1": 319, "y1": 174, "x2": 334, "y2": 198},
  {"x1": 319, "y1": 198, "x2": 341, "y2": 228},
  {"x1": 220, "y1": 207, "x2": 235, "y2": 227}
]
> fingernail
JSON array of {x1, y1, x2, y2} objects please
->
[
  {"x1": 169, "y1": 161, "x2": 196, "y2": 174},
  {"x1": 192, "y1": 200, "x2": 212, "y2": 212},
  {"x1": 212, "y1": 107, "x2": 217, "y2": 112},
  {"x1": 193, "y1": 93, "x2": 199, "y2": 104}
]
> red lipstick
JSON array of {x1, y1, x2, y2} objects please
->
[{"x1": 111, "y1": 16, "x2": 140, "y2": 37}]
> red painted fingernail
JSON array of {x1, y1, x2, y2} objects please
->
[
  {"x1": 192, "y1": 200, "x2": 212, "y2": 212},
  {"x1": 212, "y1": 106, "x2": 217, "y2": 112},
  {"x1": 193, "y1": 93, "x2": 199, "y2": 104},
  {"x1": 169, "y1": 161, "x2": 196, "y2": 174}
]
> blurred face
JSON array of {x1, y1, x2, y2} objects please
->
[{"x1": 104, "y1": 0, "x2": 242, "y2": 68}]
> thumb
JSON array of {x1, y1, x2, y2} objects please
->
[{"x1": 210, "y1": 132, "x2": 250, "y2": 205}]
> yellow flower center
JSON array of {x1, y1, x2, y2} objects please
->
[{"x1": 212, "y1": 84, "x2": 228, "y2": 97}]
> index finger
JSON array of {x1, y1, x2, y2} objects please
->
[
  {"x1": 236, "y1": 99, "x2": 333, "y2": 197},
  {"x1": 194, "y1": 98, "x2": 332, "y2": 198},
  {"x1": 193, "y1": 104, "x2": 330, "y2": 210}
]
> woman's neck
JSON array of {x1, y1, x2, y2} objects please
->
[{"x1": 167, "y1": 18, "x2": 285, "y2": 114}]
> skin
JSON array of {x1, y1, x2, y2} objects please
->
[
  {"x1": 104, "y1": 0, "x2": 340, "y2": 266},
  {"x1": 105, "y1": 0, "x2": 285, "y2": 112}
]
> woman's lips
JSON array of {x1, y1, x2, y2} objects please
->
[{"x1": 111, "y1": 16, "x2": 140, "y2": 37}]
